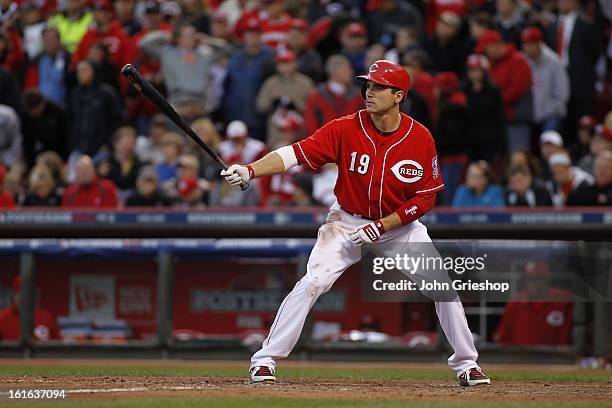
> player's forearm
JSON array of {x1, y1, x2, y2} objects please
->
[
  {"x1": 249, "y1": 146, "x2": 298, "y2": 178},
  {"x1": 393, "y1": 192, "x2": 436, "y2": 226},
  {"x1": 379, "y1": 212, "x2": 403, "y2": 232},
  {"x1": 249, "y1": 152, "x2": 286, "y2": 177}
]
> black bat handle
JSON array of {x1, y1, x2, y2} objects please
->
[{"x1": 121, "y1": 64, "x2": 249, "y2": 191}]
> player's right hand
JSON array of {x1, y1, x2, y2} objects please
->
[{"x1": 221, "y1": 164, "x2": 250, "y2": 186}]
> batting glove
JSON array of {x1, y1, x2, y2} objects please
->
[
  {"x1": 350, "y1": 221, "x2": 385, "y2": 246},
  {"x1": 221, "y1": 164, "x2": 253, "y2": 186}
]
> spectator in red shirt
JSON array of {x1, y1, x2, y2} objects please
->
[
  {"x1": 0, "y1": 164, "x2": 14, "y2": 208},
  {"x1": 234, "y1": 0, "x2": 292, "y2": 50},
  {"x1": 0, "y1": 276, "x2": 60, "y2": 342},
  {"x1": 495, "y1": 261, "x2": 573, "y2": 346},
  {"x1": 71, "y1": 0, "x2": 130, "y2": 70},
  {"x1": 477, "y1": 29, "x2": 532, "y2": 153},
  {"x1": 304, "y1": 55, "x2": 363, "y2": 135},
  {"x1": 62, "y1": 155, "x2": 119, "y2": 207}
]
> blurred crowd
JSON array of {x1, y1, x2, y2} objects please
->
[{"x1": 0, "y1": 0, "x2": 611, "y2": 209}]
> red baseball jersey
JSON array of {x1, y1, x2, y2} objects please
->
[{"x1": 292, "y1": 109, "x2": 444, "y2": 224}]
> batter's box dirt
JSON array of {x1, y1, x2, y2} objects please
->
[{"x1": 1, "y1": 376, "x2": 611, "y2": 404}]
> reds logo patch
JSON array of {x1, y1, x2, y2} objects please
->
[{"x1": 391, "y1": 160, "x2": 424, "y2": 183}]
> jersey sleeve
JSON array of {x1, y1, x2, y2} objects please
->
[
  {"x1": 292, "y1": 119, "x2": 341, "y2": 172},
  {"x1": 415, "y1": 134, "x2": 444, "y2": 195}
]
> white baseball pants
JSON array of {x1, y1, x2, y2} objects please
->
[{"x1": 251, "y1": 204, "x2": 480, "y2": 374}]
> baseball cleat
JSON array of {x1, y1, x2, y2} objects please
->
[
  {"x1": 458, "y1": 367, "x2": 491, "y2": 386},
  {"x1": 249, "y1": 366, "x2": 276, "y2": 383}
]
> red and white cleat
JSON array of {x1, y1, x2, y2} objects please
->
[
  {"x1": 458, "y1": 367, "x2": 491, "y2": 386},
  {"x1": 249, "y1": 366, "x2": 276, "y2": 383}
]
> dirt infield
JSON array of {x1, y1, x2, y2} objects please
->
[{"x1": 0, "y1": 360, "x2": 611, "y2": 405}]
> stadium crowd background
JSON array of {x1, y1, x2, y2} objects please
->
[{"x1": 0, "y1": 0, "x2": 610, "y2": 209}]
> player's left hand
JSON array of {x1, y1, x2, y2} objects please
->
[{"x1": 350, "y1": 221, "x2": 385, "y2": 246}]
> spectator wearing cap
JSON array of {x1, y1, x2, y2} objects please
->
[
  {"x1": 568, "y1": 150, "x2": 612, "y2": 206},
  {"x1": 71, "y1": 0, "x2": 130, "y2": 70},
  {"x1": 23, "y1": 165, "x2": 62, "y2": 206},
  {"x1": 125, "y1": 165, "x2": 172, "y2": 206},
  {"x1": 233, "y1": 0, "x2": 291, "y2": 49},
  {"x1": 24, "y1": 27, "x2": 72, "y2": 107},
  {"x1": 570, "y1": 115, "x2": 596, "y2": 163},
  {"x1": 548, "y1": 151, "x2": 593, "y2": 207},
  {"x1": 68, "y1": 60, "x2": 123, "y2": 156},
  {"x1": 286, "y1": 19, "x2": 323, "y2": 82},
  {"x1": 0, "y1": 165, "x2": 14, "y2": 208},
  {"x1": 402, "y1": 50, "x2": 436, "y2": 118},
  {"x1": 160, "y1": 1, "x2": 181, "y2": 25},
  {"x1": 505, "y1": 164, "x2": 553, "y2": 207},
  {"x1": 21, "y1": 1, "x2": 46, "y2": 61},
  {"x1": 218, "y1": 120, "x2": 267, "y2": 165},
  {"x1": 576, "y1": 125, "x2": 612, "y2": 176},
  {"x1": 495, "y1": 0, "x2": 526, "y2": 48},
  {"x1": 339, "y1": 22, "x2": 369, "y2": 75},
  {"x1": 176, "y1": 175, "x2": 206, "y2": 207},
  {"x1": 425, "y1": 0, "x2": 467, "y2": 35},
  {"x1": 222, "y1": 19, "x2": 276, "y2": 140},
  {"x1": 494, "y1": 261, "x2": 573, "y2": 346},
  {"x1": 0, "y1": 104, "x2": 21, "y2": 168},
  {"x1": 0, "y1": 276, "x2": 60, "y2": 342},
  {"x1": 163, "y1": 153, "x2": 210, "y2": 203},
  {"x1": 539, "y1": 129, "x2": 565, "y2": 181},
  {"x1": 114, "y1": 0, "x2": 141, "y2": 37},
  {"x1": 304, "y1": 55, "x2": 363, "y2": 135},
  {"x1": 216, "y1": 0, "x2": 257, "y2": 31},
  {"x1": 544, "y1": 0, "x2": 602, "y2": 142},
  {"x1": 434, "y1": 71, "x2": 470, "y2": 206},
  {"x1": 155, "y1": 132, "x2": 182, "y2": 182},
  {"x1": 21, "y1": 89, "x2": 69, "y2": 169},
  {"x1": 62, "y1": 155, "x2": 119, "y2": 207},
  {"x1": 521, "y1": 27, "x2": 569, "y2": 133},
  {"x1": 477, "y1": 29, "x2": 532, "y2": 152},
  {"x1": 452, "y1": 160, "x2": 506, "y2": 208},
  {"x1": 258, "y1": 0, "x2": 293, "y2": 50},
  {"x1": 423, "y1": 11, "x2": 470, "y2": 76},
  {"x1": 463, "y1": 54, "x2": 506, "y2": 161},
  {"x1": 107, "y1": 126, "x2": 144, "y2": 193},
  {"x1": 47, "y1": 0, "x2": 93, "y2": 54},
  {"x1": 139, "y1": 22, "x2": 215, "y2": 121},
  {"x1": 366, "y1": 0, "x2": 423, "y2": 49},
  {"x1": 256, "y1": 49, "x2": 314, "y2": 146}
]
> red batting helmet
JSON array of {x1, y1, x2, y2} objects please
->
[{"x1": 357, "y1": 60, "x2": 411, "y2": 101}]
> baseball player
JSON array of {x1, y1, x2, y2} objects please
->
[{"x1": 221, "y1": 60, "x2": 490, "y2": 387}]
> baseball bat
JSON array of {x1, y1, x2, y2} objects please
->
[{"x1": 120, "y1": 64, "x2": 249, "y2": 191}]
